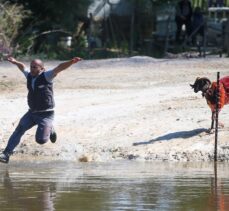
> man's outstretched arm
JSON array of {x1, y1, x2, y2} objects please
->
[
  {"x1": 7, "y1": 56, "x2": 26, "y2": 72},
  {"x1": 53, "y1": 57, "x2": 82, "y2": 76}
]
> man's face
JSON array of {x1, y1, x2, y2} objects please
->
[{"x1": 30, "y1": 60, "x2": 44, "y2": 77}]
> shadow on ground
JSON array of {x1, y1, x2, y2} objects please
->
[{"x1": 133, "y1": 128, "x2": 208, "y2": 146}]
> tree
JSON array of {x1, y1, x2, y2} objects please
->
[
  {"x1": 3, "y1": 0, "x2": 92, "y2": 56},
  {"x1": 0, "y1": 0, "x2": 29, "y2": 58}
]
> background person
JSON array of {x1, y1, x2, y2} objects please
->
[
  {"x1": 175, "y1": 0, "x2": 193, "y2": 43},
  {"x1": 191, "y1": 7, "x2": 205, "y2": 45}
]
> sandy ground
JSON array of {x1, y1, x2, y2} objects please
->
[{"x1": 0, "y1": 56, "x2": 229, "y2": 162}]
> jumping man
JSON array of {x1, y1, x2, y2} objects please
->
[{"x1": 0, "y1": 56, "x2": 82, "y2": 163}]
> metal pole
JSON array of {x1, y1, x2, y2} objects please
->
[{"x1": 214, "y1": 72, "x2": 220, "y2": 162}]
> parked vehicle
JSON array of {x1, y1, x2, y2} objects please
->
[{"x1": 207, "y1": 7, "x2": 229, "y2": 47}]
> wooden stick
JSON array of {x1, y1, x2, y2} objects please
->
[{"x1": 214, "y1": 72, "x2": 220, "y2": 162}]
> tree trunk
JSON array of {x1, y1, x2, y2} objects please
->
[{"x1": 129, "y1": 2, "x2": 135, "y2": 56}]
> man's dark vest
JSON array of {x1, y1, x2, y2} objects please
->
[{"x1": 27, "y1": 72, "x2": 55, "y2": 111}]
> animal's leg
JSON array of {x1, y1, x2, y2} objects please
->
[
  {"x1": 208, "y1": 111, "x2": 224, "y2": 132},
  {"x1": 207, "y1": 112, "x2": 215, "y2": 133}
]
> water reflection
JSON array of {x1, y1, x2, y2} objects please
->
[
  {"x1": 1, "y1": 169, "x2": 56, "y2": 211},
  {"x1": 208, "y1": 162, "x2": 229, "y2": 211},
  {"x1": 0, "y1": 161, "x2": 229, "y2": 211}
]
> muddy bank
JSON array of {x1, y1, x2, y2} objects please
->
[{"x1": 0, "y1": 57, "x2": 229, "y2": 162}]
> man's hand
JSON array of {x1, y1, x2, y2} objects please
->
[
  {"x1": 53, "y1": 57, "x2": 82, "y2": 76},
  {"x1": 6, "y1": 56, "x2": 17, "y2": 64},
  {"x1": 71, "y1": 57, "x2": 82, "y2": 64},
  {"x1": 6, "y1": 56, "x2": 26, "y2": 71}
]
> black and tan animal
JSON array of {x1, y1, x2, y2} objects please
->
[{"x1": 190, "y1": 76, "x2": 229, "y2": 132}]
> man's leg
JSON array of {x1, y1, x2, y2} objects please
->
[
  {"x1": 35, "y1": 111, "x2": 55, "y2": 144},
  {"x1": 0, "y1": 111, "x2": 35, "y2": 163}
]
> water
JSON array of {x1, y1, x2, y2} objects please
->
[{"x1": 0, "y1": 161, "x2": 229, "y2": 211}]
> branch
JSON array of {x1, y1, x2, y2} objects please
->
[{"x1": 33, "y1": 29, "x2": 72, "y2": 40}]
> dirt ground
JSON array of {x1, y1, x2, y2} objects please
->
[{"x1": 0, "y1": 56, "x2": 229, "y2": 162}]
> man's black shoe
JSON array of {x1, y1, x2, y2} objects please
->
[
  {"x1": 0, "y1": 152, "x2": 9, "y2": 164},
  {"x1": 50, "y1": 129, "x2": 57, "y2": 143}
]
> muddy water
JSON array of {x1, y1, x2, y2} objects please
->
[{"x1": 0, "y1": 161, "x2": 229, "y2": 211}]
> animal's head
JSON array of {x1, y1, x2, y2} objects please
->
[{"x1": 190, "y1": 77, "x2": 211, "y2": 94}]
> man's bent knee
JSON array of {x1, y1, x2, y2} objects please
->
[{"x1": 35, "y1": 139, "x2": 48, "y2": 145}]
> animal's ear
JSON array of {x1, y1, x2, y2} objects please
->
[
  {"x1": 205, "y1": 78, "x2": 211, "y2": 86},
  {"x1": 200, "y1": 78, "x2": 211, "y2": 89}
]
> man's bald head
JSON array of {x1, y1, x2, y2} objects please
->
[
  {"x1": 30, "y1": 59, "x2": 45, "y2": 76},
  {"x1": 31, "y1": 59, "x2": 44, "y2": 68}
]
